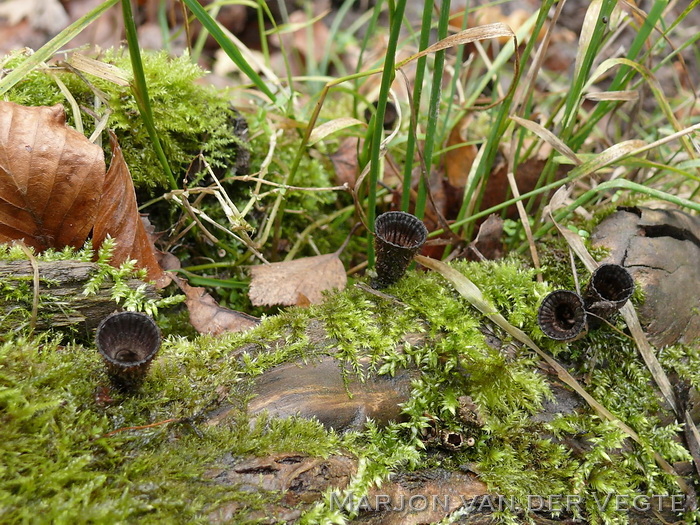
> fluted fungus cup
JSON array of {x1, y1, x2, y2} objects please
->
[
  {"x1": 584, "y1": 263, "x2": 635, "y2": 328},
  {"x1": 538, "y1": 290, "x2": 588, "y2": 341},
  {"x1": 372, "y1": 211, "x2": 428, "y2": 289},
  {"x1": 96, "y1": 311, "x2": 161, "y2": 388}
]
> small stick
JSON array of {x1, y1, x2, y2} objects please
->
[{"x1": 15, "y1": 241, "x2": 39, "y2": 333}]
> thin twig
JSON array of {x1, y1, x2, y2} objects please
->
[
  {"x1": 15, "y1": 242, "x2": 39, "y2": 333},
  {"x1": 101, "y1": 418, "x2": 180, "y2": 438},
  {"x1": 225, "y1": 175, "x2": 350, "y2": 193}
]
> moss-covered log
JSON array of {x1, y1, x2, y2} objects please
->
[
  {"x1": 0, "y1": 259, "x2": 157, "y2": 333},
  {"x1": 1, "y1": 215, "x2": 699, "y2": 523}
]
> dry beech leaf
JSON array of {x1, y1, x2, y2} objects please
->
[
  {"x1": 445, "y1": 116, "x2": 478, "y2": 189},
  {"x1": 0, "y1": 101, "x2": 105, "y2": 250},
  {"x1": 469, "y1": 214, "x2": 504, "y2": 261},
  {"x1": 175, "y1": 277, "x2": 259, "y2": 335},
  {"x1": 93, "y1": 131, "x2": 166, "y2": 286},
  {"x1": 249, "y1": 253, "x2": 347, "y2": 307},
  {"x1": 330, "y1": 136, "x2": 361, "y2": 187}
]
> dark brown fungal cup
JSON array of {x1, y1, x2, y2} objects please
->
[
  {"x1": 538, "y1": 290, "x2": 588, "y2": 341},
  {"x1": 96, "y1": 312, "x2": 161, "y2": 388},
  {"x1": 372, "y1": 211, "x2": 428, "y2": 289},
  {"x1": 583, "y1": 263, "x2": 635, "y2": 329}
]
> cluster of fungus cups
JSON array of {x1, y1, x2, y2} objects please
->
[
  {"x1": 95, "y1": 311, "x2": 161, "y2": 389},
  {"x1": 538, "y1": 264, "x2": 635, "y2": 342},
  {"x1": 372, "y1": 211, "x2": 428, "y2": 289}
]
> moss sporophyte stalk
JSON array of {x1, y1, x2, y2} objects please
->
[{"x1": 1, "y1": 244, "x2": 696, "y2": 523}]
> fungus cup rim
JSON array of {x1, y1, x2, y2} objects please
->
[
  {"x1": 375, "y1": 211, "x2": 428, "y2": 250},
  {"x1": 95, "y1": 311, "x2": 161, "y2": 368},
  {"x1": 537, "y1": 289, "x2": 588, "y2": 341}
]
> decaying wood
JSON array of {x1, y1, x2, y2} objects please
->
[
  {"x1": 207, "y1": 453, "x2": 357, "y2": 523},
  {"x1": 199, "y1": 206, "x2": 700, "y2": 523},
  {"x1": 247, "y1": 355, "x2": 419, "y2": 432},
  {"x1": 0, "y1": 260, "x2": 157, "y2": 332},
  {"x1": 592, "y1": 206, "x2": 700, "y2": 347},
  {"x1": 203, "y1": 321, "x2": 427, "y2": 430},
  {"x1": 359, "y1": 469, "x2": 488, "y2": 525}
]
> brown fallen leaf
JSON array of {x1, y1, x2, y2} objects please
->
[
  {"x1": 92, "y1": 131, "x2": 166, "y2": 286},
  {"x1": 0, "y1": 101, "x2": 105, "y2": 250},
  {"x1": 445, "y1": 116, "x2": 478, "y2": 189},
  {"x1": 329, "y1": 136, "x2": 361, "y2": 187},
  {"x1": 249, "y1": 253, "x2": 347, "y2": 307},
  {"x1": 175, "y1": 276, "x2": 259, "y2": 335},
  {"x1": 467, "y1": 214, "x2": 504, "y2": 261}
]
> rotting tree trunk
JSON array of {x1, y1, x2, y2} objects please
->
[
  {"x1": 2, "y1": 207, "x2": 699, "y2": 523},
  {"x1": 0, "y1": 260, "x2": 157, "y2": 333},
  {"x1": 203, "y1": 317, "x2": 698, "y2": 525},
  {"x1": 200, "y1": 206, "x2": 700, "y2": 524}
]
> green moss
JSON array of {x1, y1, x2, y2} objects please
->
[
  {"x1": 0, "y1": 333, "x2": 337, "y2": 523},
  {"x1": 0, "y1": 256, "x2": 694, "y2": 523},
  {"x1": 0, "y1": 241, "x2": 183, "y2": 337},
  {"x1": 300, "y1": 260, "x2": 691, "y2": 523}
]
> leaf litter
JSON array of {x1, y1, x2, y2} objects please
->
[
  {"x1": 0, "y1": 101, "x2": 166, "y2": 284},
  {"x1": 248, "y1": 231, "x2": 354, "y2": 307}
]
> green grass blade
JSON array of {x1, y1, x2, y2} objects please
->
[
  {"x1": 442, "y1": 139, "x2": 647, "y2": 237},
  {"x1": 0, "y1": 0, "x2": 120, "y2": 96},
  {"x1": 454, "y1": 4, "x2": 554, "y2": 239},
  {"x1": 191, "y1": 3, "x2": 221, "y2": 63},
  {"x1": 318, "y1": 0, "x2": 355, "y2": 77},
  {"x1": 569, "y1": 0, "x2": 668, "y2": 148},
  {"x1": 527, "y1": 178, "x2": 700, "y2": 247},
  {"x1": 414, "y1": 0, "x2": 452, "y2": 219},
  {"x1": 365, "y1": 0, "x2": 407, "y2": 266},
  {"x1": 400, "y1": 0, "x2": 434, "y2": 211},
  {"x1": 157, "y1": 0, "x2": 171, "y2": 53},
  {"x1": 439, "y1": 3, "x2": 470, "y2": 142},
  {"x1": 122, "y1": 0, "x2": 177, "y2": 190},
  {"x1": 353, "y1": 0, "x2": 385, "y2": 119},
  {"x1": 181, "y1": 0, "x2": 277, "y2": 104}
]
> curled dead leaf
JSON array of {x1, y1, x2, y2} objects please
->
[
  {"x1": 92, "y1": 131, "x2": 166, "y2": 286},
  {"x1": 249, "y1": 253, "x2": 347, "y2": 307},
  {"x1": 445, "y1": 116, "x2": 478, "y2": 189},
  {"x1": 0, "y1": 101, "x2": 105, "y2": 250},
  {"x1": 175, "y1": 276, "x2": 259, "y2": 335}
]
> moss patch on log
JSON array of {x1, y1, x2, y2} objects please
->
[
  {"x1": 0, "y1": 241, "x2": 182, "y2": 337},
  {"x1": 0, "y1": 254, "x2": 698, "y2": 524}
]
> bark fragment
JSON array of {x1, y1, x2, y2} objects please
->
[{"x1": 592, "y1": 206, "x2": 700, "y2": 347}]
